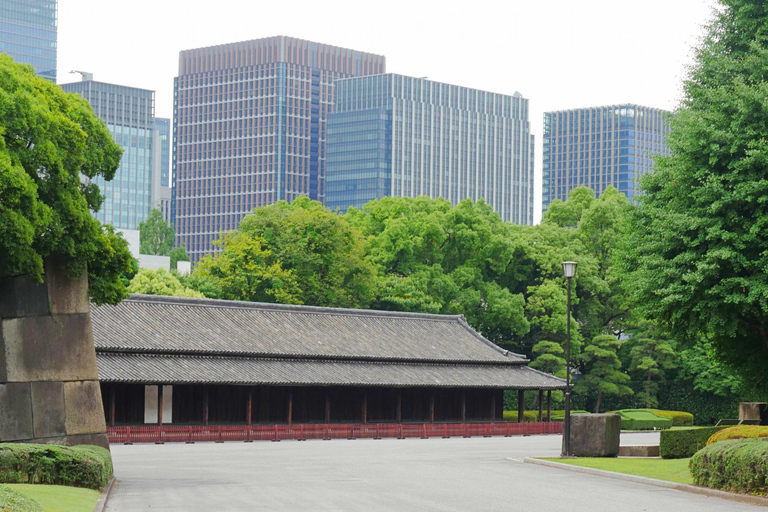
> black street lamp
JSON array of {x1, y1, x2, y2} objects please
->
[{"x1": 561, "y1": 260, "x2": 577, "y2": 457}]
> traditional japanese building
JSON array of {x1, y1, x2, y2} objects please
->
[{"x1": 91, "y1": 295, "x2": 564, "y2": 432}]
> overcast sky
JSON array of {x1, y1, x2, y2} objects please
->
[{"x1": 57, "y1": 0, "x2": 718, "y2": 221}]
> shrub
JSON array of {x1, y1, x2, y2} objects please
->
[
  {"x1": 690, "y1": 438, "x2": 768, "y2": 494},
  {"x1": 0, "y1": 485, "x2": 43, "y2": 512},
  {"x1": 706, "y1": 426, "x2": 768, "y2": 445},
  {"x1": 609, "y1": 409, "x2": 673, "y2": 430},
  {"x1": 660, "y1": 426, "x2": 726, "y2": 459},
  {"x1": 502, "y1": 411, "x2": 538, "y2": 423},
  {"x1": 0, "y1": 444, "x2": 112, "y2": 490},
  {"x1": 647, "y1": 409, "x2": 694, "y2": 426}
]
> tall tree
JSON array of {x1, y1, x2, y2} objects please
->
[
  {"x1": 626, "y1": 0, "x2": 768, "y2": 389},
  {"x1": 0, "y1": 55, "x2": 132, "y2": 304},
  {"x1": 627, "y1": 327, "x2": 677, "y2": 408},
  {"x1": 128, "y1": 268, "x2": 204, "y2": 298},
  {"x1": 138, "y1": 208, "x2": 174, "y2": 256},
  {"x1": 575, "y1": 334, "x2": 633, "y2": 413}
]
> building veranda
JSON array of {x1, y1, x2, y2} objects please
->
[{"x1": 91, "y1": 295, "x2": 565, "y2": 441}]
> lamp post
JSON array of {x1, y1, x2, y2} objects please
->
[{"x1": 561, "y1": 260, "x2": 577, "y2": 457}]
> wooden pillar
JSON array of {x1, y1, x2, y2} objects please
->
[
  {"x1": 517, "y1": 389, "x2": 525, "y2": 423},
  {"x1": 461, "y1": 390, "x2": 466, "y2": 422},
  {"x1": 538, "y1": 390, "x2": 544, "y2": 422},
  {"x1": 362, "y1": 390, "x2": 368, "y2": 424},
  {"x1": 157, "y1": 385, "x2": 164, "y2": 426},
  {"x1": 324, "y1": 389, "x2": 331, "y2": 423},
  {"x1": 546, "y1": 390, "x2": 552, "y2": 422},
  {"x1": 287, "y1": 389, "x2": 293, "y2": 425},
  {"x1": 396, "y1": 390, "x2": 402, "y2": 423},
  {"x1": 246, "y1": 388, "x2": 253, "y2": 426},
  {"x1": 429, "y1": 391, "x2": 435, "y2": 423},
  {"x1": 109, "y1": 385, "x2": 116, "y2": 428},
  {"x1": 203, "y1": 387, "x2": 209, "y2": 426},
  {"x1": 490, "y1": 391, "x2": 496, "y2": 421}
]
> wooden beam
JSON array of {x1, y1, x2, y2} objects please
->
[
  {"x1": 538, "y1": 390, "x2": 544, "y2": 422},
  {"x1": 396, "y1": 390, "x2": 402, "y2": 423},
  {"x1": 362, "y1": 389, "x2": 368, "y2": 424},
  {"x1": 461, "y1": 390, "x2": 466, "y2": 422},
  {"x1": 157, "y1": 385, "x2": 164, "y2": 426},
  {"x1": 246, "y1": 388, "x2": 253, "y2": 426},
  {"x1": 203, "y1": 387, "x2": 209, "y2": 426},
  {"x1": 547, "y1": 390, "x2": 552, "y2": 423},
  {"x1": 109, "y1": 385, "x2": 115, "y2": 428},
  {"x1": 517, "y1": 389, "x2": 525, "y2": 423},
  {"x1": 287, "y1": 389, "x2": 293, "y2": 425}
]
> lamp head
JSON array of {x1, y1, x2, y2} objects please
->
[{"x1": 562, "y1": 261, "x2": 577, "y2": 278}]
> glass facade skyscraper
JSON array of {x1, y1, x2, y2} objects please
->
[
  {"x1": 173, "y1": 36, "x2": 385, "y2": 262},
  {"x1": 325, "y1": 74, "x2": 535, "y2": 224},
  {"x1": 62, "y1": 79, "x2": 161, "y2": 230},
  {"x1": 542, "y1": 104, "x2": 670, "y2": 211},
  {"x1": 0, "y1": 0, "x2": 57, "y2": 82}
]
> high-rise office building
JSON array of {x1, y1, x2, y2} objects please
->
[
  {"x1": 542, "y1": 104, "x2": 670, "y2": 211},
  {"x1": 325, "y1": 74, "x2": 535, "y2": 224},
  {"x1": 62, "y1": 75, "x2": 163, "y2": 230},
  {"x1": 0, "y1": 0, "x2": 57, "y2": 82},
  {"x1": 173, "y1": 36, "x2": 385, "y2": 262},
  {"x1": 154, "y1": 118, "x2": 172, "y2": 223}
]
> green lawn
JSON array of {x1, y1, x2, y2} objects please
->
[
  {"x1": 540, "y1": 457, "x2": 693, "y2": 485},
  {"x1": 2, "y1": 484, "x2": 99, "y2": 512}
]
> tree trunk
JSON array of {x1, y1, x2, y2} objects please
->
[{"x1": 594, "y1": 389, "x2": 602, "y2": 413}]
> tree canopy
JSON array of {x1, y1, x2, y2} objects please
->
[{"x1": 0, "y1": 55, "x2": 132, "y2": 304}]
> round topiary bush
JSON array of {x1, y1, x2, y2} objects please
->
[
  {"x1": 690, "y1": 438, "x2": 768, "y2": 494},
  {"x1": 706, "y1": 426, "x2": 768, "y2": 445},
  {"x1": 647, "y1": 409, "x2": 694, "y2": 426}
]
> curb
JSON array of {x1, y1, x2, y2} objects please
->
[
  {"x1": 524, "y1": 457, "x2": 768, "y2": 508},
  {"x1": 93, "y1": 476, "x2": 116, "y2": 512}
]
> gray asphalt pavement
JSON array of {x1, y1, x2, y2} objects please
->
[{"x1": 105, "y1": 432, "x2": 749, "y2": 511}]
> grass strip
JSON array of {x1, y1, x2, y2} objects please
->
[
  {"x1": 5, "y1": 483, "x2": 99, "y2": 512},
  {"x1": 539, "y1": 457, "x2": 693, "y2": 485}
]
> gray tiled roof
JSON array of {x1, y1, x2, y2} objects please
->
[
  {"x1": 96, "y1": 353, "x2": 566, "y2": 390},
  {"x1": 91, "y1": 295, "x2": 525, "y2": 364}
]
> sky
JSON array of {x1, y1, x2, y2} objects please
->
[{"x1": 57, "y1": 0, "x2": 719, "y2": 222}]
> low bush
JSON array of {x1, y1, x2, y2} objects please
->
[
  {"x1": 660, "y1": 426, "x2": 726, "y2": 459},
  {"x1": 706, "y1": 425, "x2": 768, "y2": 445},
  {"x1": 0, "y1": 485, "x2": 43, "y2": 512},
  {"x1": 0, "y1": 444, "x2": 112, "y2": 490},
  {"x1": 609, "y1": 409, "x2": 673, "y2": 430},
  {"x1": 646, "y1": 409, "x2": 694, "y2": 426},
  {"x1": 502, "y1": 410, "x2": 590, "y2": 422},
  {"x1": 690, "y1": 438, "x2": 768, "y2": 494}
]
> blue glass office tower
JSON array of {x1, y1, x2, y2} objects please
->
[
  {"x1": 325, "y1": 74, "x2": 535, "y2": 224},
  {"x1": 173, "y1": 36, "x2": 385, "y2": 262},
  {"x1": 542, "y1": 104, "x2": 670, "y2": 211},
  {"x1": 0, "y1": 0, "x2": 57, "y2": 82},
  {"x1": 62, "y1": 77, "x2": 161, "y2": 230}
]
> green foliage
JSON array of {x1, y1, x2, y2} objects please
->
[
  {"x1": 707, "y1": 425, "x2": 768, "y2": 445},
  {"x1": 690, "y1": 438, "x2": 768, "y2": 494},
  {"x1": 138, "y1": 208, "x2": 174, "y2": 256},
  {"x1": 575, "y1": 335, "x2": 633, "y2": 413},
  {"x1": 0, "y1": 55, "x2": 131, "y2": 304},
  {"x1": 502, "y1": 411, "x2": 539, "y2": 423},
  {"x1": 169, "y1": 245, "x2": 190, "y2": 270},
  {"x1": 530, "y1": 340, "x2": 566, "y2": 377},
  {"x1": 626, "y1": 326, "x2": 677, "y2": 408},
  {"x1": 660, "y1": 426, "x2": 726, "y2": 459},
  {"x1": 0, "y1": 444, "x2": 112, "y2": 490},
  {"x1": 127, "y1": 268, "x2": 205, "y2": 298},
  {"x1": 0, "y1": 485, "x2": 42, "y2": 512},
  {"x1": 625, "y1": 0, "x2": 768, "y2": 391},
  {"x1": 676, "y1": 340, "x2": 744, "y2": 397},
  {"x1": 646, "y1": 409, "x2": 694, "y2": 426},
  {"x1": 610, "y1": 409, "x2": 673, "y2": 430},
  {"x1": 656, "y1": 378, "x2": 741, "y2": 426}
]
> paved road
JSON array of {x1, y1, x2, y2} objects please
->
[{"x1": 106, "y1": 432, "x2": 749, "y2": 511}]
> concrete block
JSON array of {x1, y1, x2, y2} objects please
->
[
  {"x1": 739, "y1": 402, "x2": 767, "y2": 424},
  {"x1": 44, "y1": 259, "x2": 90, "y2": 315},
  {"x1": 571, "y1": 413, "x2": 621, "y2": 457},
  {"x1": 2, "y1": 315, "x2": 99, "y2": 382},
  {"x1": 0, "y1": 274, "x2": 50, "y2": 319},
  {"x1": 64, "y1": 381, "x2": 107, "y2": 435},
  {"x1": 31, "y1": 381, "x2": 66, "y2": 438},
  {"x1": 0, "y1": 382, "x2": 33, "y2": 441}
]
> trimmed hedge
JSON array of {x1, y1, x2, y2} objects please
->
[
  {"x1": 0, "y1": 485, "x2": 43, "y2": 512},
  {"x1": 646, "y1": 409, "x2": 694, "y2": 426},
  {"x1": 502, "y1": 410, "x2": 590, "y2": 422},
  {"x1": 609, "y1": 409, "x2": 673, "y2": 430},
  {"x1": 707, "y1": 425, "x2": 768, "y2": 445},
  {"x1": 660, "y1": 426, "x2": 726, "y2": 459},
  {"x1": 690, "y1": 438, "x2": 768, "y2": 494},
  {"x1": 0, "y1": 444, "x2": 112, "y2": 490}
]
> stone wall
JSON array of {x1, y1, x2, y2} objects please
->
[{"x1": 0, "y1": 260, "x2": 108, "y2": 448}]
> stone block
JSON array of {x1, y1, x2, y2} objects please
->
[
  {"x1": 64, "y1": 381, "x2": 107, "y2": 435},
  {"x1": 31, "y1": 381, "x2": 66, "y2": 438},
  {"x1": 739, "y1": 402, "x2": 767, "y2": 424},
  {"x1": 0, "y1": 382, "x2": 33, "y2": 441},
  {"x1": 618, "y1": 445, "x2": 660, "y2": 457},
  {"x1": 29, "y1": 433, "x2": 111, "y2": 450},
  {"x1": 571, "y1": 413, "x2": 621, "y2": 457},
  {"x1": 44, "y1": 259, "x2": 90, "y2": 315},
  {"x1": 0, "y1": 274, "x2": 50, "y2": 319},
  {"x1": 2, "y1": 314, "x2": 99, "y2": 382}
]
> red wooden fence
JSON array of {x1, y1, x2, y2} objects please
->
[{"x1": 107, "y1": 422, "x2": 562, "y2": 444}]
